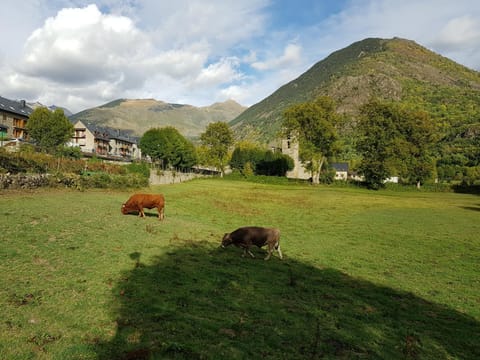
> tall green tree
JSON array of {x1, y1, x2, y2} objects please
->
[
  {"x1": 26, "y1": 107, "x2": 74, "y2": 153},
  {"x1": 395, "y1": 107, "x2": 436, "y2": 188},
  {"x1": 200, "y1": 122, "x2": 234, "y2": 176},
  {"x1": 282, "y1": 96, "x2": 339, "y2": 184},
  {"x1": 139, "y1": 127, "x2": 197, "y2": 169},
  {"x1": 357, "y1": 99, "x2": 436, "y2": 189},
  {"x1": 357, "y1": 100, "x2": 397, "y2": 189}
]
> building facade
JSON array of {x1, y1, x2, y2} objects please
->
[
  {"x1": 71, "y1": 120, "x2": 141, "y2": 161},
  {"x1": 0, "y1": 96, "x2": 33, "y2": 143},
  {"x1": 281, "y1": 134, "x2": 311, "y2": 180},
  {"x1": 281, "y1": 134, "x2": 350, "y2": 181}
]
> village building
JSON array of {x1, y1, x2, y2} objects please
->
[
  {"x1": 280, "y1": 134, "x2": 350, "y2": 181},
  {"x1": 331, "y1": 162, "x2": 349, "y2": 180},
  {"x1": 71, "y1": 120, "x2": 141, "y2": 161},
  {"x1": 281, "y1": 134, "x2": 311, "y2": 180},
  {"x1": 0, "y1": 95, "x2": 141, "y2": 161},
  {"x1": 0, "y1": 96, "x2": 33, "y2": 146}
]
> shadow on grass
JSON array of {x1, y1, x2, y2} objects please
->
[
  {"x1": 460, "y1": 205, "x2": 480, "y2": 212},
  {"x1": 453, "y1": 184, "x2": 480, "y2": 195},
  {"x1": 95, "y1": 242, "x2": 480, "y2": 359},
  {"x1": 122, "y1": 211, "x2": 162, "y2": 219}
]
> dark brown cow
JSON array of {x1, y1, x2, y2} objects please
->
[
  {"x1": 221, "y1": 226, "x2": 283, "y2": 260},
  {"x1": 121, "y1": 193, "x2": 165, "y2": 220}
]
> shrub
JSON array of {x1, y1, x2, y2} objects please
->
[
  {"x1": 56, "y1": 146, "x2": 82, "y2": 159},
  {"x1": 0, "y1": 151, "x2": 149, "y2": 189},
  {"x1": 319, "y1": 168, "x2": 336, "y2": 184},
  {"x1": 80, "y1": 172, "x2": 111, "y2": 188},
  {"x1": 126, "y1": 162, "x2": 150, "y2": 178}
]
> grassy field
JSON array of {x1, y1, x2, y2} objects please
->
[{"x1": 1, "y1": 179, "x2": 479, "y2": 359}]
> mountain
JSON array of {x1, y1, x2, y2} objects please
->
[
  {"x1": 230, "y1": 37, "x2": 480, "y2": 144},
  {"x1": 70, "y1": 99, "x2": 246, "y2": 138},
  {"x1": 28, "y1": 101, "x2": 73, "y2": 116}
]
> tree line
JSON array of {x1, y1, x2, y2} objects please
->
[
  {"x1": 139, "y1": 122, "x2": 294, "y2": 177},
  {"x1": 280, "y1": 96, "x2": 471, "y2": 189},
  {"x1": 20, "y1": 96, "x2": 480, "y2": 189}
]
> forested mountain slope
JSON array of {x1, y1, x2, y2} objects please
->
[{"x1": 230, "y1": 37, "x2": 480, "y2": 146}]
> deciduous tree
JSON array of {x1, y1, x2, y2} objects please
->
[
  {"x1": 357, "y1": 99, "x2": 436, "y2": 189},
  {"x1": 26, "y1": 107, "x2": 74, "y2": 153},
  {"x1": 200, "y1": 122, "x2": 233, "y2": 176},
  {"x1": 282, "y1": 96, "x2": 339, "y2": 184},
  {"x1": 139, "y1": 127, "x2": 197, "y2": 169}
]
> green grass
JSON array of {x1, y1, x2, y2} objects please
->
[{"x1": 1, "y1": 179, "x2": 479, "y2": 359}]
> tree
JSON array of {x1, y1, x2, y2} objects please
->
[
  {"x1": 200, "y1": 122, "x2": 234, "y2": 176},
  {"x1": 395, "y1": 107, "x2": 436, "y2": 188},
  {"x1": 26, "y1": 107, "x2": 74, "y2": 153},
  {"x1": 357, "y1": 100, "x2": 397, "y2": 189},
  {"x1": 230, "y1": 141, "x2": 294, "y2": 177},
  {"x1": 282, "y1": 96, "x2": 339, "y2": 184},
  {"x1": 230, "y1": 141, "x2": 264, "y2": 173},
  {"x1": 139, "y1": 127, "x2": 197, "y2": 169},
  {"x1": 256, "y1": 151, "x2": 294, "y2": 176},
  {"x1": 357, "y1": 99, "x2": 436, "y2": 189}
]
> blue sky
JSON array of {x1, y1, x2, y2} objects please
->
[{"x1": 1, "y1": 0, "x2": 479, "y2": 113}]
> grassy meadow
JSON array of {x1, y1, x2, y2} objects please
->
[{"x1": 1, "y1": 178, "x2": 479, "y2": 359}]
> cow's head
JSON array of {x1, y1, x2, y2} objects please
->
[
  {"x1": 121, "y1": 203, "x2": 128, "y2": 214},
  {"x1": 221, "y1": 233, "x2": 233, "y2": 248}
]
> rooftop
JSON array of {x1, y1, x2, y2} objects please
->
[{"x1": 0, "y1": 96, "x2": 33, "y2": 117}]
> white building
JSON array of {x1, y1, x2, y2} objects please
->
[{"x1": 71, "y1": 120, "x2": 141, "y2": 161}]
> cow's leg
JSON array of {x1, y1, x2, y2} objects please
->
[
  {"x1": 139, "y1": 208, "x2": 145, "y2": 217},
  {"x1": 276, "y1": 244, "x2": 283, "y2": 260},
  {"x1": 264, "y1": 245, "x2": 273, "y2": 260},
  {"x1": 243, "y1": 246, "x2": 255, "y2": 258},
  {"x1": 158, "y1": 207, "x2": 164, "y2": 220}
]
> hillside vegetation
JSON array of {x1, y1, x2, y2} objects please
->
[
  {"x1": 230, "y1": 37, "x2": 480, "y2": 146},
  {"x1": 70, "y1": 98, "x2": 246, "y2": 138}
]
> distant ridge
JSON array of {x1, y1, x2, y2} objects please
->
[
  {"x1": 70, "y1": 98, "x2": 247, "y2": 138},
  {"x1": 230, "y1": 37, "x2": 480, "y2": 143},
  {"x1": 27, "y1": 101, "x2": 73, "y2": 117}
]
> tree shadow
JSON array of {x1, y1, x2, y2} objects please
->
[
  {"x1": 95, "y1": 242, "x2": 480, "y2": 359},
  {"x1": 452, "y1": 184, "x2": 480, "y2": 195},
  {"x1": 460, "y1": 205, "x2": 480, "y2": 212}
]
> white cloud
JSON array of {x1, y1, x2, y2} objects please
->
[
  {"x1": 1, "y1": 0, "x2": 480, "y2": 114},
  {"x1": 251, "y1": 43, "x2": 302, "y2": 71},
  {"x1": 135, "y1": 0, "x2": 269, "y2": 49},
  {"x1": 433, "y1": 15, "x2": 480, "y2": 51},
  {"x1": 20, "y1": 5, "x2": 149, "y2": 84},
  {"x1": 193, "y1": 58, "x2": 243, "y2": 87},
  {"x1": 1, "y1": 1, "x2": 272, "y2": 112}
]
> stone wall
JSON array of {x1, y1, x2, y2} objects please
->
[
  {"x1": 149, "y1": 170, "x2": 209, "y2": 185},
  {"x1": 0, "y1": 170, "x2": 209, "y2": 190},
  {"x1": 0, "y1": 173, "x2": 50, "y2": 190}
]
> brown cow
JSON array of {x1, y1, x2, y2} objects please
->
[
  {"x1": 121, "y1": 193, "x2": 165, "y2": 220},
  {"x1": 221, "y1": 226, "x2": 283, "y2": 260}
]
